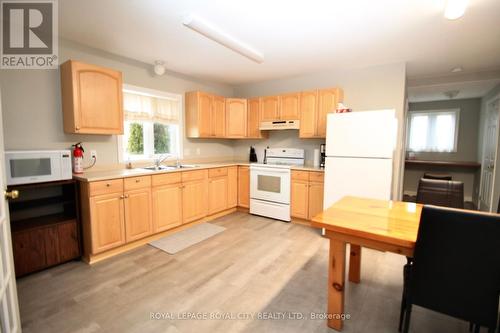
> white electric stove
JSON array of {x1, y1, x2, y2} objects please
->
[{"x1": 249, "y1": 148, "x2": 305, "y2": 222}]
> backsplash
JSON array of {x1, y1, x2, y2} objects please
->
[{"x1": 232, "y1": 130, "x2": 325, "y2": 165}]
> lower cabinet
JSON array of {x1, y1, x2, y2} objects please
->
[
  {"x1": 291, "y1": 170, "x2": 324, "y2": 220},
  {"x1": 12, "y1": 221, "x2": 80, "y2": 277},
  {"x1": 152, "y1": 184, "x2": 183, "y2": 232},
  {"x1": 238, "y1": 166, "x2": 250, "y2": 208},
  {"x1": 227, "y1": 166, "x2": 238, "y2": 208},
  {"x1": 209, "y1": 176, "x2": 228, "y2": 215},
  {"x1": 89, "y1": 192, "x2": 126, "y2": 253},
  {"x1": 124, "y1": 188, "x2": 153, "y2": 242},
  {"x1": 182, "y1": 176, "x2": 209, "y2": 224}
]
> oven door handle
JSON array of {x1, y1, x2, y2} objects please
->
[{"x1": 250, "y1": 167, "x2": 290, "y2": 174}]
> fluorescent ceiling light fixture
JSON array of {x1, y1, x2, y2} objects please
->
[
  {"x1": 183, "y1": 14, "x2": 264, "y2": 64},
  {"x1": 444, "y1": 0, "x2": 468, "y2": 20}
]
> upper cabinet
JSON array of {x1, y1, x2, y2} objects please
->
[
  {"x1": 300, "y1": 88, "x2": 343, "y2": 138},
  {"x1": 280, "y1": 93, "x2": 300, "y2": 120},
  {"x1": 60, "y1": 60, "x2": 124, "y2": 135},
  {"x1": 185, "y1": 87, "x2": 342, "y2": 140},
  {"x1": 261, "y1": 96, "x2": 280, "y2": 121},
  {"x1": 185, "y1": 91, "x2": 226, "y2": 138},
  {"x1": 247, "y1": 98, "x2": 267, "y2": 139},
  {"x1": 225, "y1": 98, "x2": 248, "y2": 138}
]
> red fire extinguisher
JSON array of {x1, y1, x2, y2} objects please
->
[{"x1": 72, "y1": 142, "x2": 84, "y2": 174}]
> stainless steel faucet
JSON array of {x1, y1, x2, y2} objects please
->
[{"x1": 154, "y1": 154, "x2": 171, "y2": 169}]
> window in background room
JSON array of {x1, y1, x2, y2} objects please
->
[
  {"x1": 120, "y1": 86, "x2": 182, "y2": 161},
  {"x1": 407, "y1": 109, "x2": 459, "y2": 152}
]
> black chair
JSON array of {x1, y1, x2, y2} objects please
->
[
  {"x1": 399, "y1": 206, "x2": 500, "y2": 333},
  {"x1": 416, "y1": 178, "x2": 464, "y2": 209},
  {"x1": 423, "y1": 173, "x2": 452, "y2": 181}
]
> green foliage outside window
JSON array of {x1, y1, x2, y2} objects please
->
[
  {"x1": 154, "y1": 123, "x2": 170, "y2": 154},
  {"x1": 127, "y1": 123, "x2": 144, "y2": 154}
]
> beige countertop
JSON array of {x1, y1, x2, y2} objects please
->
[{"x1": 73, "y1": 162, "x2": 324, "y2": 182}]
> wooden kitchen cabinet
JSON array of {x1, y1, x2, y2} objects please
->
[
  {"x1": 317, "y1": 88, "x2": 343, "y2": 137},
  {"x1": 261, "y1": 96, "x2": 280, "y2": 121},
  {"x1": 89, "y1": 192, "x2": 126, "y2": 253},
  {"x1": 225, "y1": 98, "x2": 248, "y2": 138},
  {"x1": 247, "y1": 98, "x2": 267, "y2": 139},
  {"x1": 299, "y1": 88, "x2": 343, "y2": 138},
  {"x1": 60, "y1": 60, "x2": 123, "y2": 135},
  {"x1": 238, "y1": 166, "x2": 250, "y2": 208},
  {"x1": 227, "y1": 166, "x2": 238, "y2": 208},
  {"x1": 290, "y1": 171, "x2": 324, "y2": 221},
  {"x1": 209, "y1": 176, "x2": 228, "y2": 215},
  {"x1": 299, "y1": 90, "x2": 319, "y2": 138},
  {"x1": 186, "y1": 91, "x2": 226, "y2": 138},
  {"x1": 280, "y1": 93, "x2": 300, "y2": 120},
  {"x1": 182, "y1": 170, "x2": 208, "y2": 223},
  {"x1": 124, "y1": 188, "x2": 153, "y2": 242},
  {"x1": 152, "y1": 183, "x2": 183, "y2": 233}
]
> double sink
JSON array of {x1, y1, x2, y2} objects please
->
[{"x1": 140, "y1": 164, "x2": 198, "y2": 172}]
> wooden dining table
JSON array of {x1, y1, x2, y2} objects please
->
[{"x1": 311, "y1": 196, "x2": 422, "y2": 331}]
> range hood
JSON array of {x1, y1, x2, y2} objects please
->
[{"x1": 260, "y1": 120, "x2": 300, "y2": 130}]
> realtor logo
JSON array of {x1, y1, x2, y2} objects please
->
[{"x1": 1, "y1": 0, "x2": 58, "y2": 69}]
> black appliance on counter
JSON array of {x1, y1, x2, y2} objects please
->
[{"x1": 249, "y1": 146, "x2": 258, "y2": 162}]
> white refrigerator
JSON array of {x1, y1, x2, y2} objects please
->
[{"x1": 323, "y1": 109, "x2": 397, "y2": 209}]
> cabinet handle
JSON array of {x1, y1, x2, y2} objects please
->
[
  {"x1": 135, "y1": 179, "x2": 140, "y2": 183},
  {"x1": 106, "y1": 183, "x2": 111, "y2": 187},
  {"x1": 76, "y1": 126, "x2": 80, "y2": 130},
  {"x1": 124, "y1": 194, "x2": 129, "y2": 198},
  {"x1": 120, "y1": 195, "x2": 125, "y2": 199}
]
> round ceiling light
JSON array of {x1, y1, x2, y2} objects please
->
[{"x1": 153, "y1": 61, "x2": 166, "y2": 76}]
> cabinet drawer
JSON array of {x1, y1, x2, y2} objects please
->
[
  {"x1": 89, "y1": 179, "x2": 123, "y2": 196},
  {"x1": 152, "y1": 172, "x2": 182, "y2": 187},
  {"x1": 124, "y1": 176, "x2": 151, "y2": 191},
  {"x1": 309, "y1": 171, "x2": 324, "y2": 183},
  {"x1": 209, "y1": 167, "x2": 228, "y2": 178},
  {"x1": 291, "y1": 170, "x2": 309, "y2": 181},
  {"x1": 182, "y1": 169, "x2": 207, "y2": 182}
]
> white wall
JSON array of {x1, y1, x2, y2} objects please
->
[
  {"x1": 233, "y1": 62, "x2": 407, "y2": 199},
  {"x1": 0, "y1": 39, "x2": 235, "y2": 167}
]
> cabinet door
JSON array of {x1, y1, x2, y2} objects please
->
[
  {"x1": 209, "y1": 177, "x2": 228, "y2": 215},
  {"x1": 152, "y1": 184, "x2": 183, "y2": 232},
  {"x1": 317, "y1": 88, "x2": 340, "y2": 137},
  {"x1": 61, "y1": 60, "x2": 123, "y2": 134},
  {"x1": 247, "y1": 98, "x2": 262, "y2": 138},
  {"x1": 261, "y1": 96, "x2": 280, "y2": 121},
  {"x1": 198, "y1": 92, "x2": 213, "y2": 137},
  {"x1": 212, "y1": 95, "x2": 226, "y2": 137},
  {"x1": 12, "y1": 229, "x2": 46, "y2": 276},
  {"x1": 182, "y1": 179, "x2": 208, "y2": 223},
  {"x1": 58, "y1": 222, "x2": 80, "y2": 262},
  {"x1": 90, "y1": 193, "x2": 126, "y2": 254},
  {"x1": 238, "y1": 166, "x2": 250, "y2": 208},
  {"x1": 226, "y1": 98, "x2": 248, "y2": 138},
  {"x1": 308, "y1": 182, "x2": 324, "y2": 220},
  {"x1": 227, "y1": 167, "x2": 238, "y2": 208},
  {"x1": 280, "y1": 93, "x2": 300, "y2": 120},
  {"x1": 291, "y1": 181, "x2": 309, "y2": 219},
  {"x1": 299, "y1": 90, "x2": 318, "y2": 138},
  {"x1": 124, "y1": 188, "x2": 153, "y2": 242}
]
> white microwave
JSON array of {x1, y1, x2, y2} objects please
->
[{"x1": 5, "y1": 150, "x2": 72, "y2": 186}]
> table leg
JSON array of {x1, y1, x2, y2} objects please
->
[
  {"x1": 328, "y1": 238, "x2": 346, "y2": 331},
  {"x1": 348, "y1": 244, "x2": 361, "y2": 283}
]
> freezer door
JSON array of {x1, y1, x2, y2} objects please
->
[
  {"x1": 323, "y1": 157, "x2": 393, "y2": 209},
  {"x1": 326, "y1": 110, "x2": 396, "y2": 158}
]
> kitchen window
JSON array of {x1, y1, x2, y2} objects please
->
[
  {"x1": 119, "y1": 85, "x2": 182, "y2": 162},
  {"x1": 407, "y1": 109, "x2": 459, "y2": 152}
]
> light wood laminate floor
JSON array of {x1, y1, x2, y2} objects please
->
[{"x1": 17, "y1": 212, "x2": 472, "y2": 333}]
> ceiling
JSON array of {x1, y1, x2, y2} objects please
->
[
  {"x1": 408, "y1": 79, "x2": 500, "y2": 102},
  {"x1": 59, "y1": 0, "x2": 500, "y2": 85}
]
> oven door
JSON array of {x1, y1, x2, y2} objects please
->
[
  {"x1": 5, "y1": 151, "x2": 63, "y2": 185},
  {"x1": 250, "y1": 165, "x2": 290, "y2": 204}
]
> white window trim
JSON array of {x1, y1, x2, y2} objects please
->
[
  {"x1": 406, "y1": 108, "x2": 460, "y2": 153},
  {"x1": 117, "y1": 84, "x2": 183, "y2": 163}
]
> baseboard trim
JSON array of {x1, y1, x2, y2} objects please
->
[{"x1": 83, "y1": 207, "x2": 237, "y2": 265}]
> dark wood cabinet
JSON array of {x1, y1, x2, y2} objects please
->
[{"x1": 8, "y1": 180, "x2": 81, "y2": 277}]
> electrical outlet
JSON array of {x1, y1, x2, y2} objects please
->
[
  {"x1": 90, "y1": 150, "x2": 97, "y2": 159},
  {"x1": 196, "y1": 148, "x2": 201, "y2": 155}
]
